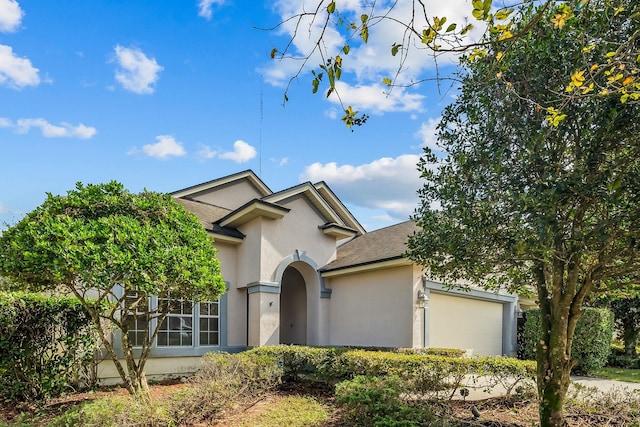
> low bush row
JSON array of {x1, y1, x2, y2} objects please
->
[{"x1": 248, "y1": 345, "x2": 536, "y2": 400}]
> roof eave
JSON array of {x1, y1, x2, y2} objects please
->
[
  {"x1": 218, "y1": 199, "x2": 290, "y2": 228},
  {"x1": 320, "y1": 257, "x2": 411, "y2": 278}
]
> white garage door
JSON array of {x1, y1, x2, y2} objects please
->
[{"x1": 429, "y1": 292, "x2": 503, "y2": 356}]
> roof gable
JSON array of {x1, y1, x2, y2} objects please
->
[
  {"x1": 170, "y1": 170, "x2": 272, "y2": 200},
  {"x1": 263, "y1": 182, "x2": 360, "y2": 235},
  {"x1": 314, "y1": 181, "x2": 366, "y2": 235}
]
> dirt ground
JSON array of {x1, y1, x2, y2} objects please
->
[{"x1": 0, "y1": 381, "x2": 627, "y2": 427}]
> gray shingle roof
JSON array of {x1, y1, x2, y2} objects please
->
[
  {"x1": 175, "y1": 198, "x2": 232, "y2": 231},
  {"x1": 321, "y1": 220, "x2": 419, "y2": 272}
]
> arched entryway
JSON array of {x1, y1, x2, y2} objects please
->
[{"x1": 280, "y1": 265, "x2": 307, "y2": 344}]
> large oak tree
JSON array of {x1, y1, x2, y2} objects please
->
[{"x1": 406, "y1": 1, "x2": 640, "y2": 425}]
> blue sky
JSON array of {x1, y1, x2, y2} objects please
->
[{"x1": 0, "y1": 0, "x2": 471, "y2": 231}]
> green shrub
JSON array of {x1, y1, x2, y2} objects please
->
[
  {"x1": 521, "y1": 307, "x2": 614, "y2": 374},
  {"x1": 0, "y1": 292, "x2": 98, "y2": 403},
  {"x1": 608, "y1": 344, "x2": 640, "y2": 369},
  {"x1": 335, "y1": 375, "x2": 443, "y2": 427},
  {"x1": 166, "y1": 352, "x2": 283, "y2": 425},
  {"x1": 49, "y1": 395, "x2": 171, "y2": 427},
  {"x1": 245, "y1": 345, "x2": 349, "y2": 382},
  {"x1": 395, "y1": 347, "x2": 466, "y2": 357}
]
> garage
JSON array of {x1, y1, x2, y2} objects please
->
[{"x1": 428, "y1": 292, "x2": 504, "y2": 356}]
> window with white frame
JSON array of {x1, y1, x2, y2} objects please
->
[
  {"x1": 199, "y1": 301, "x2": 219, "y2": 346},
  {"x1": 123, "y1": 290, "x2": 220, "y2": 348},
  {"x1": 157, "y1": 298, "x2": 194, "y2": 346},
  {"x1": 124, "y1": 290, "x2": 149, "y2": 347}
]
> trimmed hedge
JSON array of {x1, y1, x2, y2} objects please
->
[
  {"x1": 0, "y1": 292, "x2": 98, "y2": 402},
  {"x1": 247, "y1": 345, "x2": 536, "y2": 399},
  {"x1": 521, "y1": 307, "x2": 614, "y2": 374}
]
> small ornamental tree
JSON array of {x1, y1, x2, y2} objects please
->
[
  {"x1": 407, "y1": 1, "x2": 640, "y2": 426},
  {"x1": 0, "y1": 182, "x2": 226, "y2": 397}
]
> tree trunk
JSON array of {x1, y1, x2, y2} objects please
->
[
  {"x1": 536, "y1": 272, "x2": 576, "y2": 427},
  {"x1": 537, "y1": 346, "x2": 572, "y2": 427}
]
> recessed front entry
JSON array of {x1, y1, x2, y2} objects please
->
[{"x1": 280, "y1": 266, "x2": 307, "y2": 345}]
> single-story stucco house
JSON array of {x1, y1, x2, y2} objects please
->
[{"x1": 98, "y1": 170, "x2": 526, "y2": 382}]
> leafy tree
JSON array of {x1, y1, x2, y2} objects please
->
[
  {"x1": 269, "y1": 0, "x2": 639, "y2": 127},
  {"x1": 406, "y1": 1, "x2": 640, "y2": 426},
  {"x1": 0, "y1": 182, "x2": 225, "y2": 397}
]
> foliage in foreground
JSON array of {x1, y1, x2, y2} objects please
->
[
  {"x1": 8, "y1": 348, "x2": 640, "y2": 427},
  {"x1": 407, "y1": 1, "x2": 640, "y2": 425},
  {"x1": 49, "y1": 352, "x2": 282, "y2": 427},
  {"x1": 0, "y1": 292, "x2": 98, "y2": 403},
  {"x1": 0, "y1": 182, "x2": 226, "y2": 396}
]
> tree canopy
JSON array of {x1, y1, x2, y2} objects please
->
[
  {"x1": 405, "y1": 0, "x2": 640, "y2": 425},
  {"x1": 0, "y1": 182, "x2": 225, "y2": 396},
  {"x1": 270, "y1": 0, "x2": 640, "y2": 127}
]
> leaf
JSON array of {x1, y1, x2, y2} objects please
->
[
  {"x1": 327, "y1": 1, "x2": 336, "y2": 13},
  {"x1": 342, "y1": 45, "x2": 350, "y2": 55},
  {"x1": 446, "y1": 23, "x2": 457, "y2": 32},
  {"x1": 361, "y1": 23, "x2": 369, "y2": 43},
  {"x1": 383, "y1": 77, "x2": 392, "y2": 86},
  {"x1": 483, "y1": 0, "x2": 492, "y2": 13},
  {"x1": 270, "y1": 48, "x2": 278, "y2": 59},
  {"x1": 361, "y1": 14, "x2": 368, "y2": 23},
  {"x1": 391, "y1": 43, "x2": 400, "y2": 56}
]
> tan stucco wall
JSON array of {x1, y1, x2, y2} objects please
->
[
  {"x1": 247, "y1": 291, "x2": 280, "y2": 346},
  {"x1": 235, "y1": 218, "x2": 263, "y2": 288},
  {"x1": 327, "y1": 266, "x2": 416, "y2": 347},
  {"x1": 260, "y1": 196, "x2": 338, "y2": 281},
  {"x1": 95, "y1": 357, "x2": 202, "y2": 386},
  {"x1": 429, "y1": 292, "x2": 503, "y2": 356},
  {"x1": 190, "y1": 179, "x2": 264, "y2": 209}
]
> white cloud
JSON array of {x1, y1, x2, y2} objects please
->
[
  {"x1": 415, "y1": 117, "x2": 442, "y2": 152},
  {"x1": 0, "y1": 0, "x2": 23, "y2": 33},
  {"x1": 137, "y1": 135, "x2": 186, "y2": 159},
  {"x1": 196, "y1": 144, "x2": 217, "y2": 160},
  {"x1": 0, "y1": 202, "x2": 8, "y2": 214},
  {"x1": 328, "y1": 81, "x2": 425, "y2": 114},
  {"x1": 220, "y1": 140, "x2": 256, "y2": 163},
  {"x1": 301, "y1": 154, "x2": 422, "y2": 220},
  {"x1": 0, "y1": 44, "x2": 40, "y2": 89},
  {"x1": 112, "y1": 45, "x2": 163, "y2": 94},
  {"x1": 197, "y1": 0, "x2": 225, "y2": 20},
  {"x1": 0, "y1": 117, "x2": 97, "y2": 138}
]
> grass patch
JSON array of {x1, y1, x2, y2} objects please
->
[
  {"x1": 226, "y1": 395, "x2": 332, "y2": 427},
  {"x1": 592, "y1": 367, "x2": 640, "y2": 383}
]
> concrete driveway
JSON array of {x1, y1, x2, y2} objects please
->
[
  {"x1": 571, "y1": 375, "x2": 640, "y2": 393},
  {"x1": 458, "y1": 375, "x2": 640, "y2": 400}
]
